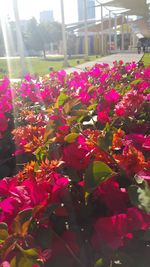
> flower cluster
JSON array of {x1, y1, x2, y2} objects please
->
[
  {"x1": 0, "y1": 77, "x2": 12, "y2": 138},
  {"x1": 0, "y1": 62, "x2": 150, "y2": 267}
]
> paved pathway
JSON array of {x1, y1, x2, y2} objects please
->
[
  {"x1": 9, "y1": 53, "x2": 143, "y2": 83},
  {"x1": 65, "y1": 53, "x2": 144, "y2": 74}
]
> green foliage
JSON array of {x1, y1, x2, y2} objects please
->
[
  {"x1": 0, "y1": 223, "x2": 8, "y2": 241},
  {"x1": 10, "y1": 255, "x2": 35, "y2": 267},
  {"x1": 12, "y1": 208, "x2": 33, "y2": 236},
  {"x1": 84, "y1": 161, "x2": 114, "y2": 192},
  {"x1": 64, "y1": 133, "x2": 79, "y2": 143},
  {"x1": 128, "y1": 181, "x2": 150, "y2": 213},
  {"x1": 143, "y1": 53, "x2": 150, "y2": 66},
  {"x1": 57, "y1": 92, "x2": 69, "y2": 107},
  {"x1": 94, "y1": 258, "x2": 104, "y2": 267}
]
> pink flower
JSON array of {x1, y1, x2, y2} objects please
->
[
  {"x1": 104, "y1": 89, "x2": 120, "y2": 104},
  {"x1": 100, "y1": 73, "x2": 109, "y2": 83},
  {"x1": 124, "y1": 134, "x2": 145, "y2": 150},
  {"x1": 143, "y1": 136, "x2": 150, "y2": 150},
  {"x1": 124, "y1": 134, "x2": 150, "y2": 152},
  {"x1": 0, "y1": 77, "x2": 10, "y2": 94},
  {"x1": 0, "y1": 262, "x2": 10, "y2": 267},
  {"x1": 136, "y1": 169, "x2": 150, "y2": 184},
  {"x1": 98, "y1": 111, "x2": 110, "y2": 124},
  {"x1": 115, "y1": 105, "x2": 125, "y2": 116},
  {"x1": 0, "y1": 197, "x2": 21, "y2": 224},
  {"x1": 115, "y1": 90, "x2": 145, "y2": 117},
  {"x1": 0, "y1": 177, "x2": 17, "y2": 197},
  {"x1": 147, "y1": 94, "x2": 150, "y2": 101},
  {"x1": 0, "y1": 113, "x2": 8, "y2": 133}
]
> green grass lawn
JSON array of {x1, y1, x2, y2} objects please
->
[
  {"x1": 142, "y1": 53, "x2": 150, "y2": 66},
  {"x1": 0, "y1": 55, "x2": 99, "y2": 79}
]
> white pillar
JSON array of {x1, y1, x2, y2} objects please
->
[
  {"x1": 101, "y1": 4, "x2": 104, "y2": 55},
  {"x1": 60, "y1": 0, "x2": 69, "y2": 67},
  {"x1": 13, "y1": 0, "x2": 26, "y2": 77},
  {"x1": 109, "y1": 10, "x2": 111, "y2": 53},
  {"x1": 126, "y1": 15, "x2": 130, "y2": 50},
  {"x1": 121, "y1": 14, "x2": 124, "y2": 51},
  {"x1": 114, "y1": 14, "x2": 117, "y2": 51},
  {"x1": 132, "y1": 32, "x2": 136, "y2": 51},
  {"x1": 84, "y1": 0, "x2": 88, "y2": 60}
]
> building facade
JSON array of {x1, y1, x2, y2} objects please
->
[{"x1": 77, "y1": 0, "x2": 95, "y2": 21}]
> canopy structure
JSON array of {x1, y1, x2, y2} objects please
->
[
  {"x1": 102, "y1": 0, "x2": 150, "y2": 37},
  {"x1": 64, "y1": 0, "x2": 150, "y2": 56}
]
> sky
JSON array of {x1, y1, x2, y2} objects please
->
[
  {"x1": 0, "y1": 0, "x2": 104, "y2": 24},
  {"x1": 17, "y1": 0, "x2": 78, "y2": 23},
  {"x1": 0, "y1": 0, "x2": 78, "y2": 23}
]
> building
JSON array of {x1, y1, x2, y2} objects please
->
[
  {"x1": 77, "y1": 0, "x2": 95, "y2": 21},
  {"x1": 40, "y1": 10, "x2": 54, "y2": 23}
]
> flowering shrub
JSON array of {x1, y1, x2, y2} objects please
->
[{"x1": 0, "y1": 61, "x2": 150, "y2": 267}]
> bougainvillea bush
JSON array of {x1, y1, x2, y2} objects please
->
[{"x1": 0, "y1": 61, "x2": 150, "y2": 267}]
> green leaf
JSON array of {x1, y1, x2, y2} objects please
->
[
  {"x1": 11, "y1": 256, "x2": 35, "y2": 267},
  {"x1": 2, "y1": 235, "x2": 17, "y2": 260},
  {"x1": 0, "y1": 223, "x2": 8, "y2": 231},
  {"x1": 85, "y1": 192, "x2": 90, "y2": 205},
  {"x1": 0, "y1": 229, "x2": 8, "y2": 241},
  {"x1": 13, "y1": 209, "x2": 33, "y2": 236},
  {"x1": 70, "y1": 109, "x2": 89, "y2": 117},
  {"x1": 64, "y1": 133, "x2": 79, "y2": 143},
  {"x1": 43, "y1": 120, "x2": 56, "y2": 141},
  {"x1": 87, "y1": 103, "x2": 97, "y2": 111},
  {"x1": 10, "y1": 256, "x2": 17, "y2": 267},
  {"x1": 57, "y1": 92, "x2": 69, "y2": 106},
  {"x1": 63, "y1": 98, "x2": 79, "y2": 114},
  {"x1": 128, "y1": 182, "x2": 150, "y2": 213},
  {"x1": 95, "y1": 258, "x2": 104, "y2": 267},
  {"x1": 0, "y1": 223, "x2": 8, "y2": 241},
  {"x1": 131, "y1": 79, "x2": 142, "y2": 85},
  {"x1": 34, "y1": 161, "x2": 39, "y2": 172},
  {"x1": 88, "y1": 86, "x2": 95, "y2": 93},
  {"x1": 84, "y1": 161, "x2": 114, "y2": 192},
  {"x1": 23, "y1": 248, "x2": 38, "y2": 257},
  {"x1": 67, "y1": 116, "x2": 78, "y2": 125}
]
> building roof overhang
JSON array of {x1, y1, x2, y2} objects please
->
[{"x1": 101, "y1": 0, "x2": 150, "y2": 37}]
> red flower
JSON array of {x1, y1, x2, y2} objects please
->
[
  {"x1": 63, "y1": 142, "x2": 91, "y2": 171},
  {"x1": 94, "y1": 180, "x2": 129, "y2": 214},
  {"x1": 127, "y1": 208, "x2": 149, "y2": 232},
  {"x1": 91, "y1": 213, "x2": 128, "y2": 250},
  {"x1": 0, "y1": 113, "x2": 8, "y2": 134}
]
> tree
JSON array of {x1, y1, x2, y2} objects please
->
[
  {"x1": 24, "y1": 19, "x2": 62, "y2": 58},
  {"x1": 24, "y1": 18, "x2": 43, "y2": 56},
  {"x1": 38, "y1": 21, "x2": 62, "y2": 58},
  {"x1": 48, "y1": 21, "x2": 62, "y2": 43}
]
